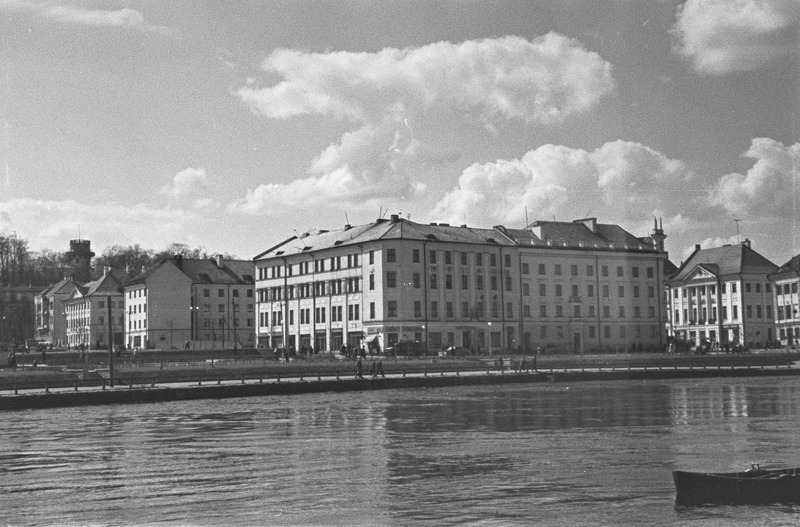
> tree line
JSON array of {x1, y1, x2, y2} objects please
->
[{"x1": 0, "y1": 233, "x2": 232, "y2": 288}]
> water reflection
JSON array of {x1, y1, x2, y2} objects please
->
[{"x1": 4, "y1": 377, "x2": 800, "y2": 525}]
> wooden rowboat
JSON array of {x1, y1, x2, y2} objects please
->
[{"x1": 673, "y1": 465, "x2": 800, "y2": 505}]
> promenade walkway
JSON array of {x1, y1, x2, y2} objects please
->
[{"x1": 2, "y1": 356, "x2": 798, "y2": 411}]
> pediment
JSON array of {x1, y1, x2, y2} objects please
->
[{"x1": 686, "y1": 264, "x2": 718, "y2": 281}]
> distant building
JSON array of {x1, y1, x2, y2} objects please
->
[
  {"x1": 768, "y1": 254, "x2": 800, "y2": 346},
  {"x1": 124, "y1": 256, "x2": 255, "y2": 350},
  {"x1": 64, "y1": 239, "x2": 95, "y2": 283},
  {"x1": 34, "y1": 277, "x2": 78, "y2": 347},
  {"x1": 254, "y1": 215, "x2": 669, "y2": 355},
  {"x1": 666, "y1": 240, "x2": 778, "y2": 348},
  {"x1": 63, "y1": 269, "x2": 129, "y2": 349},
  {"x1": 0, "y1": 285, "x2": 38, "y2": 350}
]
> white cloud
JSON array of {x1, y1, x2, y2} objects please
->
[
  {"x1": 432, "y1": 141, "x2": 695, "y2": 227},
  {"x1": 673, "y1": 0, "x2": 800, "y2": 74},
  {"x1": 710, "y1": 138, "x2": 800, "y2": 217},
  {"x1": 41, "y1": 5, "x2": 144, "y2": 27},
  {"x1": 234, "y1": 33, "x2": 614, "y2": 214},
  {"x1": 238, "y1": 33, "x2": 614, "y2": 124},
  {"x1": 160, "y1": 167, "x2": 211, "y2": 201},
  {"x1": 0, "y1": 198, "x2": 213, "y2": 253}
]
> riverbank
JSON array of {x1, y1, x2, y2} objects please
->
[{"x1": 1, "y1": 351, "x2": 798, "y2": 411}]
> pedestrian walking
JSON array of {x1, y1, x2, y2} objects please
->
[
  {"x1": 356, "y1": 357, "x2": 364, "y2": 378},
  {"x1": 370, "y1": 360, "x2": 377, "y2": 378},
  {"x1": 377, "y1": 358, "x2": 385, "y2": 377}
]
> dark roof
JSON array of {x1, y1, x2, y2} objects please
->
[
  {"x1": 127, "y1": 257, "x2": 254, "y2": 287},
  {"x1": 669, "y1": 243, "x2": 777, "y2": 283},
  {"x1": 769, "y1": 254, "x2": 800, "y2": 280},
  {"x1": 255, "y1": 217, "x2": 658, "y2": 260},
  {"x1": 664, "y1": 259, "x2": 679, "y2": 277}
]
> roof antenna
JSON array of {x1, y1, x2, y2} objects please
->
[
  {"x1": 344, "y1": 211, "x2": 350, "y2": 225},
  {"x1": 293, "y1": 229, "x2": 307, "y2": 247},
  {"x1": 734, "y1": 219, "x2": 741, "y2": 243},
  {"x1": 524, "y1": 207, "x2": 529, "y2": 228}
]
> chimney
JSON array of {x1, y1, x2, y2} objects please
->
[
  {"x1": 344, "y1": 224, "x2": 352, "y2": 231},
  {"x1": 390, "y1": 214, "x2": 400, "y2": 223},
  {"x1": 742, "y1": 238, "x2": 751, "y2": 248},
  {"x1": 104, "y1": 266, "x2": 110, "y2": 276},
  {"x1": 174, "y1": 254, "x2": 183, "y2": 269},
  {"x1": 695, "y1": 244, "x2": 701, "y2": 251},
  {"x1": 216, "y1": 254, "x2": 224, "y2": 268}
]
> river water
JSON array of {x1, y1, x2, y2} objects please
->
[{"x1": 3, "y1": 376, "x2": 800, "y2": 526}]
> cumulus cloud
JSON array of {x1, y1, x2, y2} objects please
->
[
  {"x1": 233, "y1": 33, "x2": 614, "y2": 214},
  {"x1": 673, "y1": 0, "x2": 800, "y2": 74},
  {"x1": 160, "y1": 167, "x2": 211, "y2": 201},
  {"x1": 710, "y1": 138, "x2": 800, "y2": 217},
  {"x1": 0, "y1": 198, "x2": 213, "y2": 252},
  {"x1": 432, "y1": 140, "x2": 695, "y2": 227}
]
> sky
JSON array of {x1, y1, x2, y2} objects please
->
[{"x1": 0, "y1": 0, "x2": 798, "y2": 266}]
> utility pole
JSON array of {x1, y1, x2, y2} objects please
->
[{"x1": 107, "y1": 295, "x2": 114, "y2": 387}]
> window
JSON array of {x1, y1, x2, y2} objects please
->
[
  {"x1": 587, "y1": 264, "x2": 594, "y2": 276},
  {"x1": 369, "y1": 250, "x2": 374, "y2": 265},
  {"x1": 461, "y1": 252, "x2": 468, "y2": 265},
  {"x1": 603, "y1": 305, "x2": 611, "y2": 318},
  {"x1": 555, "y1": 305, "x2": 563, "y2": 317},
  {"x1": 430, "y1": 273, "x2": 438, "y2": 289},
  {"x1": 601, "y1": 265, "x2": 608, "y2": 277},
  {"x1": 476, "y1": 275, "x2": 484, "y2": 290},
  {"x1": 387, "y1": 272, "x2": 397, "y2": 288},
  {"x1": 618, "y1": 285, "x2": 625, "y2": 298},
  {"x1": 412, "y1": 249, "x2": 420, "y2": 263},
  {"x1": 618, "y1": 306, "x2": 625, "y2": 318},
  {"x1": 587, "y1": 284, "x2": 594, "y2": 297},
  {"x1": 204, "y1": 289, "x2": 210, "y2": 297},
  {"x1": 387, "y1": 248, "x2": 396, "y2": 262},
  {"x1": 446, "y1": 302, "x2": 454, "y2": 318},
  {"x1": 555, "y1": 284, "x2": 562, "y2": 297},
  {"x1": 218, "y1": 288, "x2": 225, "y2": 297},
  {"x1": 218, "y1": 304, "x2": 225, "y2": 313},
  {"x1": 573, "y1": 305, "x2": 580, "y2": 317},
  {"x1": 490, "y1": 275, "x2": 498, "y2": 291},
  {"x1": 538, "y1": 263, "x2": 546, "y2": 275},
  {"x1": 539, "y1": 304, "x2": 547, "y2": 317},
  {"x1": 413, "y1": 273, "x2": 421, "y2": 288},
  {"x1": 369, "y1": 274, "x2": 375, "y2": 290},
  {"x1": 522, "y1": 263, "x2": 529, "y2": 274},
  {"x1": 489, "y1": 254, "x2": 497, "y2": 267},
  {"x1": 475, "y1": 253, "x2": 483, "y2": 266},
  {"x1": 504, "y1": 254, "x2": 511, "y2": 267},
  {"x1": 633, "y1": 285, "x2": 640, "y2": 298},
  {"x1": 461, "y1": 275, "x2": 469, "y2": 289},
  {"x1": 445, "y1": 251, "x2": 452, "y2": 265},
  {"x1": 648, "y1": 285, "x2": 655, "y2": 298},
  {"x1": 634, "y1": 306, "x2": 641, "y2": 318},
  {"x1": 617, "y1": 266, "x2": 624, "y2": 277},
  {"x1": 431, "y1": 301, "x2": 439, "y2": 318},
  {"x1": 446, "y1": 274, "x2": 453, "y2": 289},
  {"x1": 414, "y1": 301, "x2": 421, "y2": 318},
  {"x1": 745, "y1": 282, "x2": 751, "y2": 293},
  {"x1": 604, "y1": 326, "x2": 611, "y2": 338},
  {"x1": 387, "y1": 301, "x2": 397, "y2": 318},
  {"x1": 603, "y1": 285, "x2": 609, "y2": 297},
  {"x1": 430, "y1": 250, "x2": 437, "y2": 263},
  {"x1": 632, "y1": 267, "x2": 639, "y2": 278},
  {"x1": 571, "y1": 264, "x2": 578, "y2": 276},
  {"x1": 554, "y1": 264, "x2": 562, "y2": 276},
  {"x1": 462, "y1": 301, "x2": 469, "y2": 317},
  {"x1": 539, "y1": 283, "x2": 546, "y2": 296},
  {"x1": 647, "y1": 267, "x2": 654, "y2": 278},
  {"x1": 523, "y1": 283, "x2": 530, "y2": 296},
  {"x1": 540, "y1": 325, "x2": 548, "y2": 338}
]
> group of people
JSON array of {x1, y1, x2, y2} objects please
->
[{"x1": 355, "y1": 356, "x2": 384, "y2": 379}]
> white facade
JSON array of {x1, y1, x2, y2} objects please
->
[
  {"x1": 255, "y1": 216, "x2": 669, "y2": 354},
  {"x1": 667, "y1": 241, "x2": 777, "y2": 348}
]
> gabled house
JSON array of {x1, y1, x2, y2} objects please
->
[
  {"x1": 34, "y1": 277, "x2": 78, "y2": 347},
  {"x1": 768, "y1": 254, "x2": 800, "y2": 346},
  {"x1": 63, "y1": 269, "x2": 129, "y2": 349},
  {"x1": 666, "y1": 240, "x2": 778, "y2": 348}
]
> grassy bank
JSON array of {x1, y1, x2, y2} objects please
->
[{"x1": 0, "y1": 349, "x2": 796, "y2": 391}]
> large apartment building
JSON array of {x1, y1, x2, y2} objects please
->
[
  {"x1": 124, "y1": 255, "x2": 255, "y2": 350},
  {"x1": 666, "y1": 240, "x2": 778, "y2": 348},
  {"x1": 254, "y1": 215, "x2": 669, "y2": 354},
  {"x1": 769, "y1": 254, "x2": 800, "y2": 346}
]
